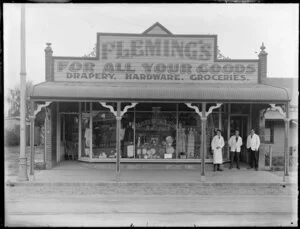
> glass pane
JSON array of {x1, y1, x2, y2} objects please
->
[
  {"x1": 135, "y1": 110, "x2": 176, "y2": 159},
  {"x1": 121, "y1": 112, "x2": 134, "y2": 158},
  {"x1": 91, "y1": 111, "x2": 116, "y2": 159},
  {"x1": 81, "y1": 113, "x2": 90, "y2": 158},
  {"x1": 178, "y1": 112, "x2": 201, "y2": 159},
  {"x1": 207, "y1": 113, "x2": 219, "y2": 159}
]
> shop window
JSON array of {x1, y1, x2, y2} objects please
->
[
  {"x1": 121, "y1": 112, "x2": 134, "y2": 158},
  {"x1": 81, "y1": 112, "x2": 91, "y2": 158},
  {"x1": 178, "y1": 112, "x2": 201, "y2": 159},
  {"x1": 265, "y1": 120, "x2": 274, "y2": 143},
  {"x1": 92, "y1": 110, "x2": 116, "y2": 159},
  {"x1": 207, "y1": 113, "x2": 219, "y2": 158},
  {"x1": 135, "y1": 105, "x2": 177, "y2": 159}
]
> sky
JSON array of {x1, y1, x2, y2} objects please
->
[{"x1": 3, "y1": 3, "x2": 299, "y2": 93}]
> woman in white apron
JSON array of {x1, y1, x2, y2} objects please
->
[{"x1": 211, "y1": 129, "x2": 225, "y2": 172}]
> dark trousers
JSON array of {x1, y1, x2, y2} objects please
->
[
  {"x1": 248, "y1": 149, "x2": 253, "y2": 168},
  {"x1": 249, "y1": 149, "x2": 259, "y2": 169},
  {"x1": 230, "y1": 151, "x2": 240, "y2": 168},
  {"x1": 121, "y1": 140, "x2": 126, "y2": 158}
]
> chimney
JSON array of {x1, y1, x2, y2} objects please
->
[
  {"x1": 45, "y1": 43, "x2": 53, "y2": 81},
  {"x1": 258, "y1": 43, "x2": 268, "y2": 84}
]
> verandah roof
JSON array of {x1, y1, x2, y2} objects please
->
[{"x1": 30, "y1": 82, "x2": 290, "y2": 103}]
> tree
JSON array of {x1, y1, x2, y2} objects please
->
[
  {"x1": 6, "y1": 81, "x2": 45, "y2": 127},
  {"x1": 6, "y1": 81, "x2": 34, "y2": 118}
]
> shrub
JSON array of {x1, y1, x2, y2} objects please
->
[{"x1": 5, "y1": 129, "x2": 20, "y2": 146}]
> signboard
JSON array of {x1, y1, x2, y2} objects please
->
[{"x1": 53, "y1": 34, "x2": 258, "y2": 83}]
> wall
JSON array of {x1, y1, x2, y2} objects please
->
[
  {"x1": 45, "y1": 102, "x2": 57, "y2": 169},
  {"x1": 270, "y1": 121, "x2": 298, "y2": 156}
]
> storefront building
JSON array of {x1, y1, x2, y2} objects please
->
[{"x1": 29, "y1": 22, "x2": 292, "y2": 179}]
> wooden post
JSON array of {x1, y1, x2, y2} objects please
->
[
  {"x1": 176, "y1": 104, "x2": 179, "y2": 159},
  {"x1": 249, "y1": 104, "x2": 252, "y2": 130},
  {"x1": 227, "y1": 104, "x2": 231, "y2": 161},
  {"x1": 18, "y1": 4, "x2": 28, "y2": 181},
  {"x1": 284, "y1": 103, "x2": 290, "y2": 179},
  {"x1": 201, "y1": 103, "x2": 207, "y2": 181},
  {"x1": 116, "y1": 102, "x2": 121, "y2": 174},
  {"x1": 133, "y1": 105, "x2": 136, "y2": 159},
  {"x1": 89, "y1": 102, "x2": 93, "y2": 160},
  {"x1": 62, "y1": 114, "x2": 65, "y2": 148},
  {"x1": 269, "y1": 145, "x2": 272, "y2": 169},
  {"x1": 78, "y1": 102, "x2": 82, "y2": 159},
  {"x1": 218, "y1": 106, "x2": 222, "y2": 130},
  {"x1": 56, "y1": 102, "x2": 60, "y2": 163},
  {"x1": 29, "y1": 101, "x2": 35, "y2": 175},
  {"x1": 44, "y1": 111, "x2": 47, "y2": 167}
]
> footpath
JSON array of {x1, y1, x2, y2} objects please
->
[{"x1": 5, "y1": 161, "x2": 297, "y2": 195}]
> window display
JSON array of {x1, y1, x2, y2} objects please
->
[
  {"x1": 92, "y1": 111, "x2": 116, "y2": 159},
  {"x1": 135, "y1": 108, "x2": 177, "y2": 159},
  {"x1": 75, "y1": 102, "x2": 227, "y2": 161},
  {"x1": 81, "y1": 113, "x2": 90, "y2": 158},
  {"x1": 178, "y1": 112, "x2": 201, "y2": 159},
  {"x1": 187, "y1": 128, "x2": 196, "y2": 159},
  {"x1": 123, "y1": 122, "x2": 134, "y2": 158}
]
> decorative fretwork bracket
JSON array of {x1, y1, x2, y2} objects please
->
[
  {"x1": 263, "y1": 103, "x2": 290, "y2": 121},
  {"x1": 99, "y1": 102, "x2": 138, "y2": 119},
  {"x1": 185, "y1": 103, "x2": 222, "y2": 120},
  {"x1": 121, "y1": 103, "x2": 137, "y2": 117},
  {"x1": 29, "y1": 101, "x2": 53, "y2": 120},
  {"x1": 100, "y1": 102, "x2": 117, "y2": 117}
]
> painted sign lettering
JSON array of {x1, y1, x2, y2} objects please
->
[{"x1": 53, "y1": 35, "x2": 258, "y2": 83}]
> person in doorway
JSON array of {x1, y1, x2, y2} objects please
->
[
  {"x1": 246, "y1": 129, "x2": 261, "y2": 171},
  {"x1": 211, "y1": 129, "x2": 225, "y2": 172},
  {"x1": 228, "y1": 129, "x2": 243, "y2": 169}
]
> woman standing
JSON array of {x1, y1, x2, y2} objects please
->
[{"x1": 211, "y1": 129, "x2": 225, "y2": 172}]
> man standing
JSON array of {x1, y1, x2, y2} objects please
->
[
  {"x1": 228, "y1": 129, "x2": 243, "y2": 169},
  {"x1": 211, "y1": 129, "x2": 225, "y2": 172},
  {"x1": 246, "y1": 129, "x2": 261, "y2": 171}
]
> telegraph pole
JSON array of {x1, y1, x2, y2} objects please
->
[{"x1": 18, "y1": 4, "x2": 29, "y2": 181}]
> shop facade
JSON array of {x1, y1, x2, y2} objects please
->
[{"x1": 29, "y1": 23, "x2": 292, "y2": 179}]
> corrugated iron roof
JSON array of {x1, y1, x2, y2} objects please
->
[
  {"x1": 31, "y1": 82, "x2": 290, "y2": 102},
  {"x1": 262, "y1": 78, "x2": 298, "y2": 106}
]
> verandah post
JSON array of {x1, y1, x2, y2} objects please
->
[
  {"x1": 201, "y1": 103, "x2": 207, "y2": 181},
  {"x1": 29, "y1": 100, "x2": 35, "y2": 175},
  {"x1": 283, "y1": 102, "x2": 290, "y2": 181},
  {"x1": 116, "y1": 102, "x2": 121, "y2": 174}
]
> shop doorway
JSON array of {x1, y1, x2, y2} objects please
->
[
  {"x1": 62, "y1": 114, "x2": 79, "y2": 160},
  {"x1": 230, "y1": 115, "x2": 248, "y2": 163}
]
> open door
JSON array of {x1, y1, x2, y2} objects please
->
[{"x1": 230, "y1": 116, "x2": 248, "y2": 163}]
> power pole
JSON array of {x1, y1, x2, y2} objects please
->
[{"x1": 18, "y1": 4, "x2": 29, "y2": 181}]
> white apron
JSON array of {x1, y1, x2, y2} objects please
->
[{"x1": 211, "y1": 135, "x2": 225, "y2": 164}]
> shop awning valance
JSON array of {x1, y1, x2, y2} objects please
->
[{"x1": 30, "y1": 82, "x2": 290, "y2": 103}]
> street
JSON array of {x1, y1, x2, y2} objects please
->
[{"x1": 5, "y1": 186, "x2": 297, "y2": 227}]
